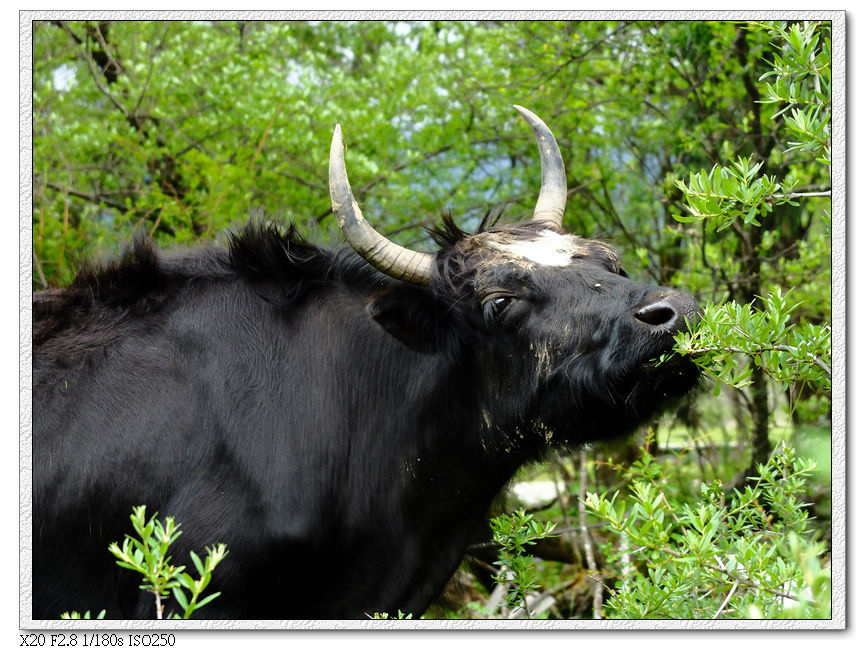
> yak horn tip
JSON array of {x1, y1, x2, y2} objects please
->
[{"x1": 332, "y1": 124, "x2": 343, "y2": 142}]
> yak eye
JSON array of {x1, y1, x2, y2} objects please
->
[{"x1": 483, "y1": 294, "x2": 516, "y2": 324}]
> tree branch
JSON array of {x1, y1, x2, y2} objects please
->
[
  {"x1": 41, "y1": 179, "x2": 130, "y2": 213},
  {"x1": 58, "y1": 21, "x2": 133, "y2": 123}
]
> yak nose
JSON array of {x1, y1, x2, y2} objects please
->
[{"x1": 634, "y1": 292, "x2": 698, "y2": 333}]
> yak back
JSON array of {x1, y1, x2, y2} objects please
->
[{"x1": 32, "y1": 222, "x2": 388, "y2": 362}]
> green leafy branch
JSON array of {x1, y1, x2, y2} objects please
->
[
  {"x1": 107, "y1": 505, "x2": 228, "y2": 619},
  {"x1": 489, "y1": 508, "x2": 557, "y2": 618},
  {"x1": 583, "y1": 444, "x2": 830, "y2": 619},
  {"x1": 675, "y1": 21, "x2": 831, "y2": 230},
  {"x1": 673, "y1": 156, "x2": 807, "y2": 230},
  {"x1": 667, "y1": 288, "x2": 830, "y2": 395},
  {"x1": 751, "y1": 20, "x2": 831, "y2": 163}
]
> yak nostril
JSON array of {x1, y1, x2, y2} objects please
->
[{"x1": 635, "y1": 302, "x2": 677, "y2": 328}]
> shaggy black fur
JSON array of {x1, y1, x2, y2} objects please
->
[{"x1": 32, "y1": 216, "x2": 699, "y2": 620}]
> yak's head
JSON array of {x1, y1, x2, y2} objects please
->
[{"x1": 329, "y1": 106, "x2": 700, "y2": 447}]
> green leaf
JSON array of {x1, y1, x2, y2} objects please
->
[
  {"x1": 172, "y1": 586, "x2": 189, "y2": 611},
  {"x1": 190, "y1": 550, "x2": 204, "y2": 576},
  {"x1": 176, "y1": 573, "x2": 196, "y2": 591},
  {"x1": 194, "y1": 591, "x2": 222, "y2": 610}
]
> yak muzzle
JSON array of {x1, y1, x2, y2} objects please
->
[{"x1": 634, "y1": 292, "x2": 699, "y2": 335}]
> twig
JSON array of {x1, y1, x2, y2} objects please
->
[
  {"x1": 787, "y1": 190, "x2": 831, "y2": 198},
  {"x1": 684, "y1": 343, "x2": 831, "y2": 375},
  {"x1": 33, "y1": 252, "x2": 49, "y2": 290},
  {"x1": 712, "y1": 557, "x2": 739, "y2": 619},
  {"x1": 275, "y1": 170, "x2": 327, "y2": 192},
  {"x1": 41, "y1": 179, "x2": 130, "y2": 213},
  {"x1": 88, "y1": 21, "x2": 126, "y2": 81},
  {"x1": 249, "y1": 99, "x2": 285, "y2": 171},
  {"x1": 577, "y1": 449, "x2": 603, "y2": 619},
  {"x1": 485, "y1": 566, "x2": 511, "y2": 617},
  {"x1": 550, "y1": 455, "x2": 579, "y2": 551}
]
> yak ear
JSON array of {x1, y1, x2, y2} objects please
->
[{"x1": 367, "y1": 286, "x2": 445, "y2": 354}]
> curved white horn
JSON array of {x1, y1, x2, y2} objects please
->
[
  {"x1": 514, "y1": 105, "x2": 567, "y2": 228},
  {"x1": 329, "y1": 125, "x2": 435, "y2": 285}
]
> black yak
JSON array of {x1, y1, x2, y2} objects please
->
[{"x1": 32, "y1": 106, "x2": 699, "y2": 619}]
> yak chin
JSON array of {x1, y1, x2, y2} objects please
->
[{"x1": 541, "y1": 350, "x2": 701, "y2": 446}]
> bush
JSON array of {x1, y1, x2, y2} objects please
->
[{"x1": 584, "y1": 442, "x2": 830, "y2": 619}]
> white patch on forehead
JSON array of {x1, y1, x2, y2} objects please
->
[{"x1": 486, "y1": 230, "x2": 581, "y2": 267}]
